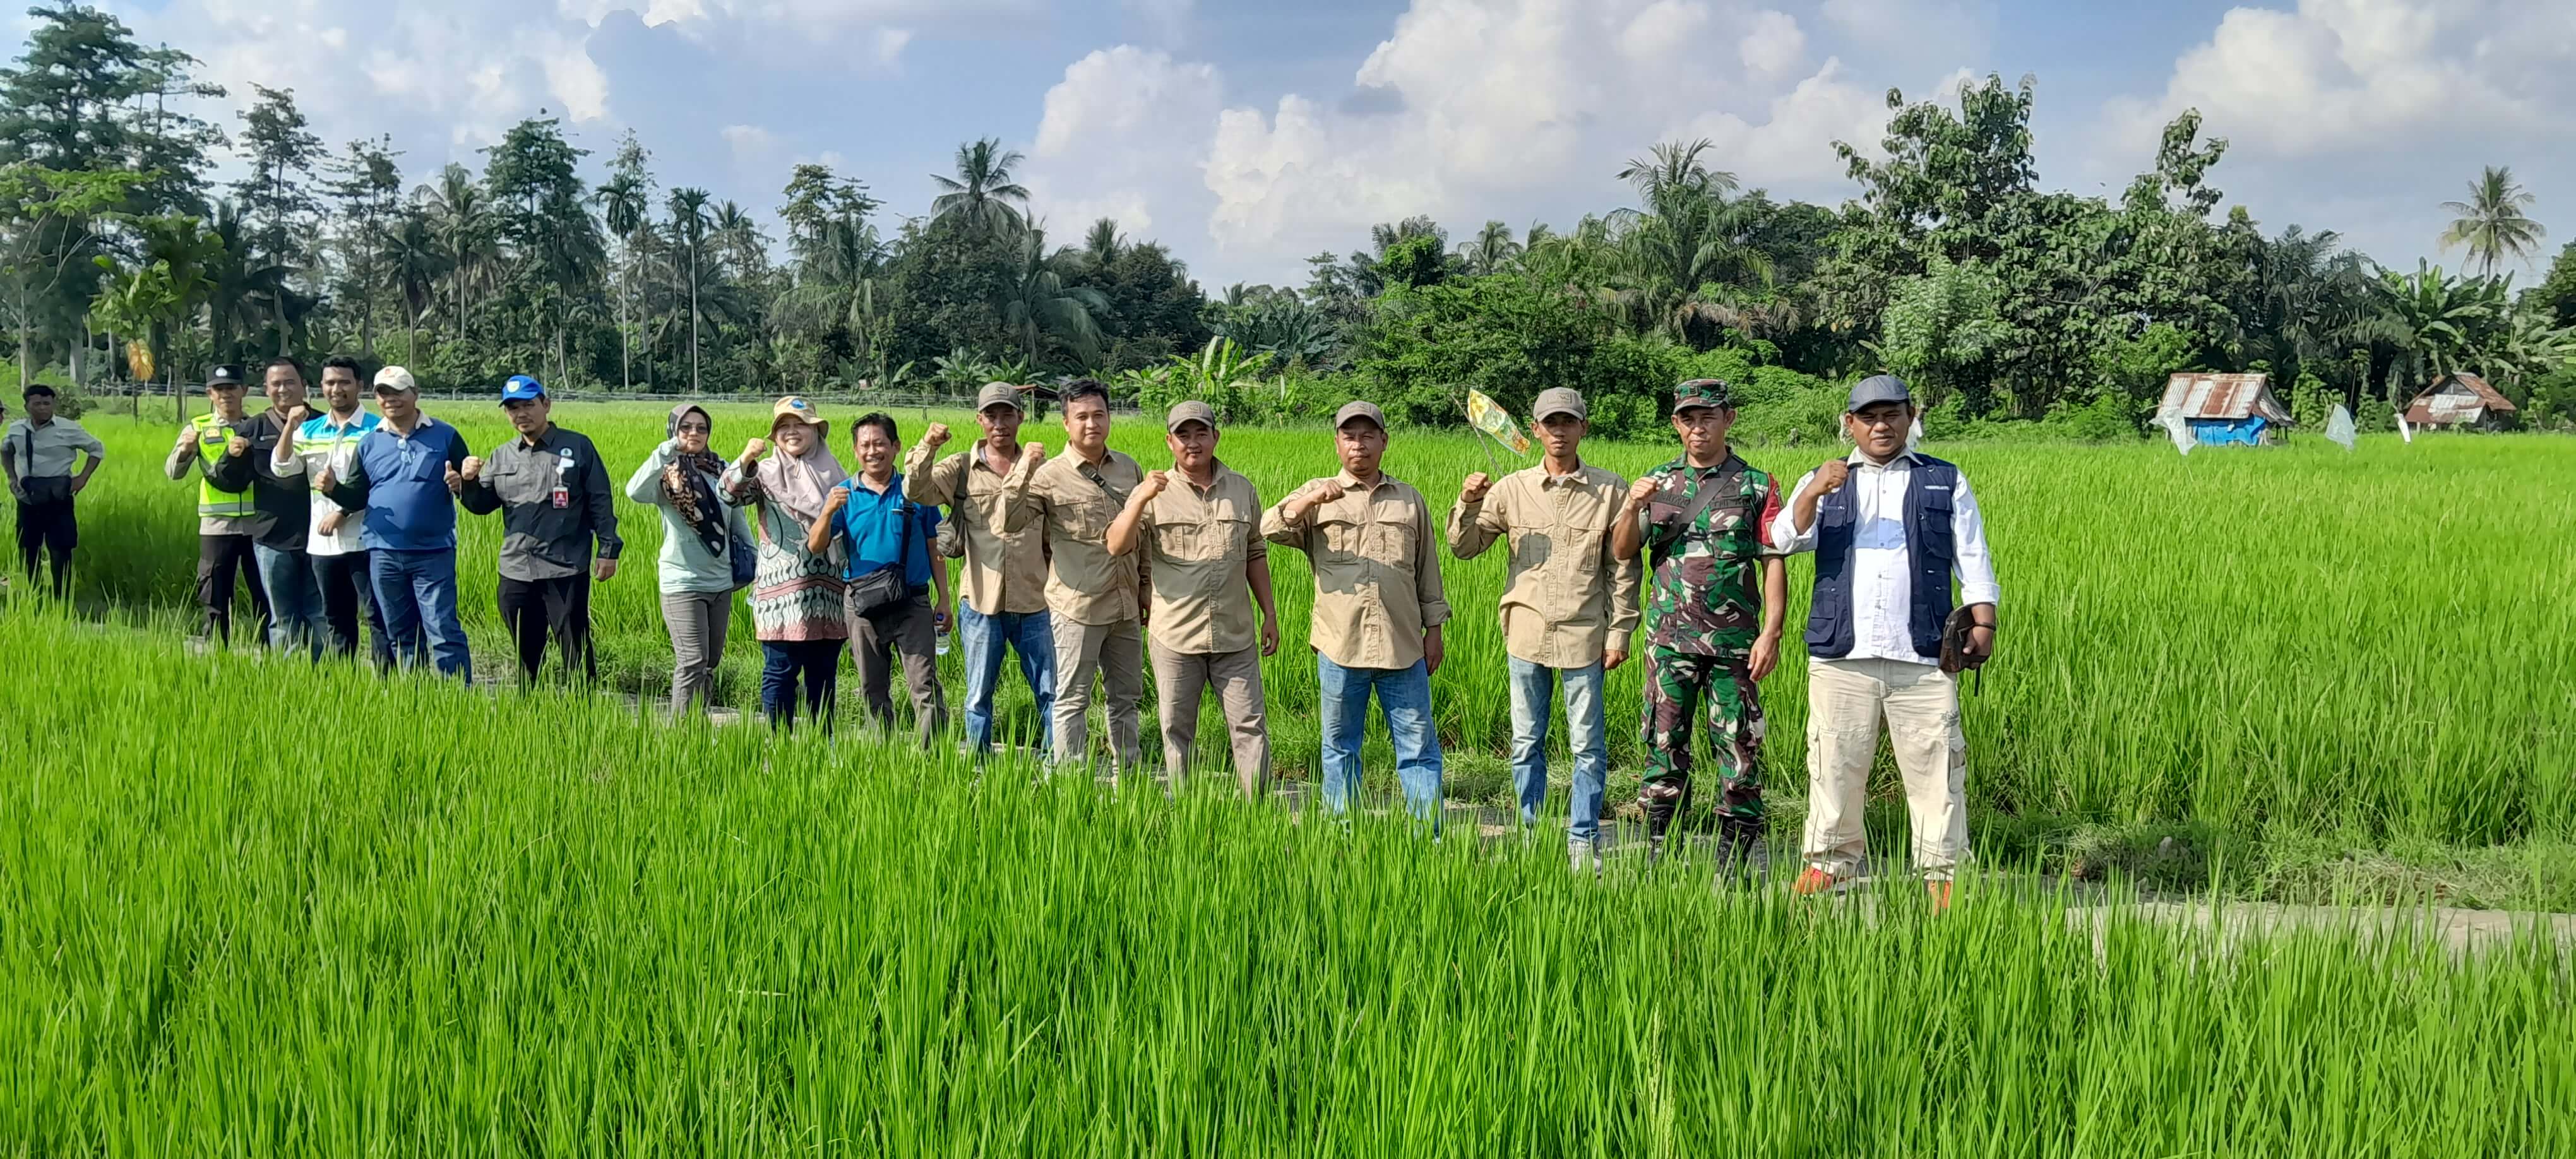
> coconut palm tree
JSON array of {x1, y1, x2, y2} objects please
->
[
  {"x1": 597, "y1": 172, "x2": 649, "y2": 389},
  {"x1": 420, "y1": 164, "x2": 494, "y2": 350},
  {"x1": 1454, "y1": 219, "x2": 1524, "y2": 276},
  {"x1": 930, "y1": 138, "x2": 1032, "y2": 236},
  {"x1": 379, "y1": 206, "x2": 445, "y2": 365},
  {"x1": 2440, "y1": 165, "x2": 2546, "y2": 280},
  {"x1": 995, "y1": 225, "x2": 1109, "y2": 365},
  {"x1": 710, "y1": 199, "x2": 768, "y2": 282},
  {"x1": 1076, "y1": 217, "x2": 1124, "y2": 270},
  {"x1": 667, "y1": 186, "x2": 712, "y2": 393}
]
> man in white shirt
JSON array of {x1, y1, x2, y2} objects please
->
[
  {"x1": 271, "y1": 355, "x2": 393, "y2": 665},
  {"x1": 4, "y1": 384, "x2": 105, "y2": 597},
  {"x1": 1770, "y1": 375, "x2": 1998, "y2": 910}
]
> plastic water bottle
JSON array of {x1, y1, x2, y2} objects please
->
[{"x1": 935, "y1": 617, "x2": 951, "y2": 657}]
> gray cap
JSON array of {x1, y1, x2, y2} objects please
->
[
  {"x1": 975, "y1": 381, "x2": 1024, "y2": 413},
  {"x1": 1847, "y1": 374, "x2": 1912, "y2": 412},
  {"x1": 1532, "y1": 388, "x2": 1586, "y2": 422},
  {"x1": 1166, "y1": 400, "x2": 1219, "y2": 433},
  {"x1": 1333, "y1": 400, "x2": 1387, "y2": 431}
]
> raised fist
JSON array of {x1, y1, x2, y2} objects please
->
[
  {"x1": 741, "y1": 437, "x2": 770, "y2": 461},
  {"x1": 1135, "y1": 469, "x2": 1170, "y2": 502},
  {"x1": 282, "y1": 403, "x2": 309, "y2": 426},
  {"x1": 1460, "y1": 472, "x2": 1492, "y2": 504},
  {"x1": 224, "y1": 435, "x2": 249, "y2": 458},
  {"x1": 923, "y1": 423, "x2": 952, "y2": 449},
  {"x1": 174, "y1": 427, "x2": 199, "y2": 453},
  {"x1": 821, "y1": 485, "x2": 851, "y2": 513},
  {"x1": 443, "y1": 464, "x2": 464, "y2": 494},
  {"x1": 1811, "y1": 459, "x2": 1851, "y2": 495},
  {"x1": 1022, "y1": 441, "x2": 1047, "y2": 465},
  {"x1": 314, "y1": 465, "x2": 337, "y2": 493},
  {"x1": 460, "y1": 456, "x2": 485, "y2": 482},
  {"x1": 1626, "y1": 476, "x2": 1659, "y2": 508}
]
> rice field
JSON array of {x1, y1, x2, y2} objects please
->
[
  {"x1": 7, "y1": 401, "x2": 2575, "y2": 1152},
  {"x1": 40, "y1": 400, "x2": 2576, "y2": 846},
  {"x1": 2, "y1": 610, "x2": 2570, "y2": 1155}
]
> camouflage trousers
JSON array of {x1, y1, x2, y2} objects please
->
[{"x1": 1638, "y1": 647, "x2": 1767, "y2": 849}]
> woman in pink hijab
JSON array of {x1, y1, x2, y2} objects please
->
[{"x1": 721, "y1": 395, "x2": 851, "y2": 732}]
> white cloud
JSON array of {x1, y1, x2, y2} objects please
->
[
  {"x1": 1025, "y1": 46, "x2": 1223, "y2": 247},
  {"x1": 1737, "y1": 9, "x2": 1805, "y2": 79},
  {"x1": 1679, "y1": 57, "x2": 1892, "y2": 186},
  {"x1": 873, "y1": 28, "x2": 914, "y2": 65},
  {"x1": 1179, "y1": 0, "x2": 1951, "y2": 282},
  {"x1": 2089, "y1": 0, "x2": 2576, "y2": 275}
]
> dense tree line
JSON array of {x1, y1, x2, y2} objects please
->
[{"x1": 3, "y1": 6, "x2": 2570, "y2": 432}]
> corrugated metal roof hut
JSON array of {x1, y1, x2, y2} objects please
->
[
  {"x1": 2156, "y1": 372, "x2": 2294, "y2": 446},
  {"x1": 2404, "y1": 373, "x2": 2517, "y2": 431}
]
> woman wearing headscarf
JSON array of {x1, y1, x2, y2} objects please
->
[
  {"x1": 720, "y1": 396, "x2": 851, "y2": 732},
  {"x1": 626, "y1": 403, "x2": 754, "y2": 715}
]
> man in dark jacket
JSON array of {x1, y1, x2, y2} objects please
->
[
  {"x1": 213, "y1": 357, "x2": 323, "y2": 658},
  {"x1": 458, "y1": 375, "x2": 621, "y2": 685}
]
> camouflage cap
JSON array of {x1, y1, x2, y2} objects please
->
[{"x1": 1673, "y1": 378, "x2": 1734, "y2": 412}]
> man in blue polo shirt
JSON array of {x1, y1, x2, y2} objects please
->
[
  {"x1": 315, "y1": 366, "x2": 475, "y2": 680},
  {"x1": 812, "y1": 410, "x2": 950, "y2": 747}
]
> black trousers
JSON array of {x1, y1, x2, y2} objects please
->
[
  {"x1": 313, "y1": 550, "x2": 396, "y2": 667},
  {"x1": 195, "y1": 533, "x2": 271, "y2": 648},
  {"x1": 498, "y1": 573, "x2": 596, "y2": 684},
  {"x1": 14, "y1": 493, "x2": 75, "y2": 597}
]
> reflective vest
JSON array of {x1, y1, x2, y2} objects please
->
[{"x1": 191, "y1": 413, "x2": 255, "y2": 518}]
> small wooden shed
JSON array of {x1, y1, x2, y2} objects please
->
[
  {"x1": 2156, "y1": 372, "x2": 2294, "y2": 446},
  {"x1": 2404, "y1": 373, "x2": 2517, "y2": 431}
]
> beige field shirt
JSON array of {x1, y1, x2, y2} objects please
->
[
  {"x1": 1134, "y1": 463, "x2": 1265, "y2": 655},
  {"x1": 902, "y1": 439, "x2": 1049, "y2": 617},
  {"x1": 1446, "y1": 461, "x2": 1642, "y2": 668},
  {"x1": 1005, "y1": 446, "x2": 1146, "y2": 626},
  {"x1": 1262, "y1": 470, "x2": 1450, "y2": 671}
]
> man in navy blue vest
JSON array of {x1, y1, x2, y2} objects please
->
[{"x1": 1772, "y1": 374, "x2": 1998, "y2": 910}]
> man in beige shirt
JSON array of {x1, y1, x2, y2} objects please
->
[
  {"x1": 1004, "y1": 378, "x2": 1147, "y2": 780},
  {"x1": 903, "y1": 381, "x2": 1055, "y2": 758},
  {"x1": 1106, "y1": 400, "x2": 1283, "y2": 797},
  {"x1": 1262, "y1": 400, "x2": 1451, "y2": 826},
  {"x1": 1448, "y1": 387, "x2": 1642, "y2": 871}
]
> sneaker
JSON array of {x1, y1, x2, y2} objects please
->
[
  {"x1": 1568, "y1": 840, "x2": 1601, "y2": 878},
  {"x1": 1791, "y1": 867, "x2": 1849, "y2": 896},
  {"x1": 1926, "y1": 879, "x2": 1953, "y2": 913}
]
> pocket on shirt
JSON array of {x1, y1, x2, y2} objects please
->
[
  {"x1": 1371, "y1": 516, "x2": 1419, "y2": 565},
  {"x1": 1317, "y1": 514, "x2": 1364, "y2": 560}
]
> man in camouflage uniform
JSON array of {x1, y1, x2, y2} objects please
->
[{"x1": 1609, "y1": 379, "x2": 1789, "y2": 874}]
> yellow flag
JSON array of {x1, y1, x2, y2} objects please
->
[
  {"x1": 127, "y1": 339, "x2": 155, "y2": 384},
  {"x1": 1465, "y1": 389, "x2": 1531, "y2": 455}
]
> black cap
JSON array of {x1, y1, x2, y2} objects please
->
[{"x1": 207, "y1": 364, "x2": 246, "y2": 388}]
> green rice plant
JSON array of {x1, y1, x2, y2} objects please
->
[
  {"x1": 45, "y1": 403, "x2": 2576, "y2": 844},
  {"x1": 1, "y1": 606, "x2": 2569, "y2": 1155}
]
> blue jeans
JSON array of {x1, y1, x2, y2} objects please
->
[
  {"x1": 1508, "y1": 658, "x2": 1609, "y2": 845},
  {"x1": 253, "y1": 544, "x2": 325, "y2": 659},
  {"x1": 759, "y1": 639, "x2": 840, "y2": 732},
  {"x1": 960, "y1": 603, "x2": 1056, "y2": 756},
  {"x1": 1316, "y1": 655, "x2": 1443, "y2": 828},
  {"x1": 371, "y1": 549, "x2": 470, "y2": 681}
]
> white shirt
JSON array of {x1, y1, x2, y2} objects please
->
[
  {"x1": 1770, "y1": 449, "x2": 2000, "y2": 667},
  {"x1": 273, "y1": 409, "x2": 381, "y2": 556}
]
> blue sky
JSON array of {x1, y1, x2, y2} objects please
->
[{"x1": 72, "y1": 0, "x2": 2576, "y2": 288}]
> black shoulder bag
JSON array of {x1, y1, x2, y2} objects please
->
[{"x1": 844, "y1": 487, "x2": 915, "y2": 619}]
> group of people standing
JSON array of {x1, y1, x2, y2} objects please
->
[{"x1": 9, "y1": 361, "x2": 2001, "y2": 895}]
